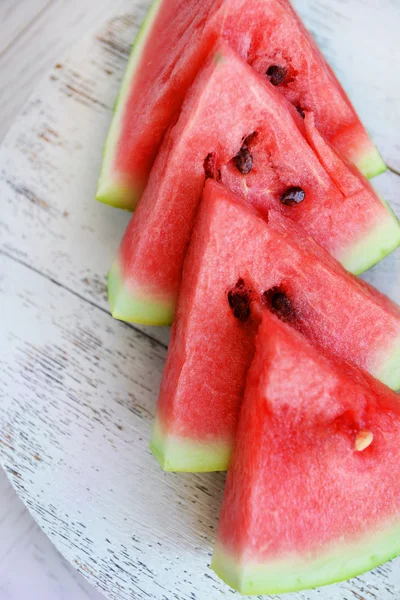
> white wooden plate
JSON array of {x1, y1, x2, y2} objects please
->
[{"x1": 1, "y1": 2, "x2": 400, "y2": 599}]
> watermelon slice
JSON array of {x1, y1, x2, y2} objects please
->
[
  {"x1": 97, "y1": 0, "x2": 386, "y2": 209},
  {"x1": 109, "y1": 46, "x2": 400, "y2": 326},
  {"x1": 212, "y1": 312, "x2": 400, "y2": 594},
  {"x1": 151, "y1": 181, "x2": 400, "y2": 472}
]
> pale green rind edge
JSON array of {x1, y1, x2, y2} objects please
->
[
  {"x1": 356, "y1": 146, "x2": 387, "y2": 180},
  {"x1": 95, "y1": 0, "x2": 383, "y2": 207},
  {"x1": 96, "y1": 0, "x2": 163, "y2": 211},
  {"x1": 108, "y1": 259, "x2": 174, "y2": 326},
  {"x1": 339, "y1": 200, "x2": 400, "y2": 275},
  {"x1": 372, "y1": 334, "x2": 400, "y2": 392},
  {"x1": 148, "y1": 341, "x2": 400, "y2": 474},
  {"x1": 150, "y1": 330, "x2": 400, "y2": 473},
  {"x1": 150, "y1": 416, "x2": 231, "y2": 472},
  {"x1": 96, "y1": 180, "x2": 141, "y2": 212},
  {"x1": 211, "y1": 520, "x2": 400, "y2": 595}
]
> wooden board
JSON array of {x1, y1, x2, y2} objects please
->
[
  {"x1": 0, "y1": 465, "x2": 105, "y2": 600},
  {"x1": 0, "y1": 0, "x2": 135, "y2": 142},
  {"x1": 1, "y1": 3, "x2": 400, "y2": 600},
  {"x1": 0, "y1": 0, "x2": 49, "y2": 56}
]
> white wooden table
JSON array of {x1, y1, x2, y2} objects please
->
[
  {"x1": 0, "y1": 467, "x2": 105, "y2": 600},
  {"x1": 0, "y1": 1, "x2": 399, "y2": 600},
  {"x1": 0, "y1": 3, "x2": 136, "y2": 599}
]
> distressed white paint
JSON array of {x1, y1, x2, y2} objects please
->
[
  {"x1": 0, "y1": 0, "x2": 49, "y2": 57},
  {"x1": 0, "y1": 468, "x2": 104, "y2": 600},
  {"x1": 0, "y1": 5, "x2": 169, "y2": 347},
  {"x1": 0, "y1": 0, "x2": 135, "y2": 142},
  {"x1": 293, "y1": 0, "x2": 400, "y2": 172},
  {"x1": 0, "y1": 2, "x2": 400, "y2": 600}
]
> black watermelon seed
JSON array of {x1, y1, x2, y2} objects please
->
[
  {"x1": 262, "y1": 288, "x2": 296, "y2": 324},
  {"x1": 280, "y1": 186, "x2": 305, "y2": 206},
  {"x1": 228, "y1": 279, "x2": 251, "y2": 322},
  {"x1": 204, "y1": 152, "x2": 221, "y2": 181},
  {"x1": 243, "y1": 131, "x2": 258, "y2": 146},
  {"x1": 233, "y1": 146, "x2": 253, "y2": 175},
  {"x1": 296, "y1": 106, "x2": 305, "y2": 118},
  {"x1": 234, "y1": 278, "x2": 246, "y2": 289},
  {"x1": 266, "y1": 65, "x2": 287, "y2": 86}
]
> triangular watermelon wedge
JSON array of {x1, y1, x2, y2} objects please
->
[
  {"x1": 212, "y1": 312, "x2": 400, "y2": 594},
  {"x1": 151, "y1": 181, "x2": 400, "y2": 472},
  {"x1": 97, "y1": 0, "x2": 385, "y2": 209},
  {"x1": 109, "y1": 45, "x2": 400, "y2": 326}
]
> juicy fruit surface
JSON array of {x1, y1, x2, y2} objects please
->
[
  {"x1": 152, "y1": 181, "x2": 400, "y2": 472},
  {"x1": 113, "y1": 46, "x2": 399, "y2": 324},
  {"x1": 151, "y1": 417, "x2": 232, "y2": 473},
  {"x1": 96, "y1": 0, "x2": 164, "y2": 209},
  {"x1": 97, "y1": 0, "x2": 217, "y2": 208},
  {"x1": 238, "y1": 0, "x2": 385, "y2": 177},
  {"x1": 98, "y1": 0, "x2": 385, "y2": 209},
  {"x1": 108, "y1": 260, "x2": 174, "y2": 326},
  {"x1": 212, "y1": 314, "x2": 400, "y2": 594}
]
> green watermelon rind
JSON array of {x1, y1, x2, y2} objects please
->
[
  {"x1": 151, "y1": 416, "x2": 231, "y2": 472},
  {"x1": 373, "y1": 335, "x2": 400, "y2": 392},
  {"x1": 108, "y1": 259, "x2": 174, "y2": 325},
  {"x1": 211, "y1": 523, "x2": 400, "y2": 595},
  {"x1": 151, "y1": 331, "x2": 400, "y2": 473},
  {"x1": 339, "y1": 199, "x2": 400, "y2": 275},
  {"x1": 96, "y1": 0, "x2": 384, "y2": 212},
  {"x1": 109, "y1": 253, "x2": 400, "y2": 392},
  {"x1": 108, "y1": 203, "x2": 400, "y2": 326},
  {"x1": 356, "y1": 145, "x2": 387, "y2": 180},
  {"x1": 96, "y1": 0, "x2": 163, "y2": 210},
  {"x1": 108, "y1": 203, "x2": 400, "y2": 325}
]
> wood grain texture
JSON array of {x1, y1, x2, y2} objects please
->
[
  {"x1": 0, "y1": 0, "x2": 50, "y2": 56},
  {"x1": 0, "y1": 0, "x2": 134, "y2": 142},
  {"x1": 0, "y1": 2, "x2": 400, "y2": 600},
  {"x1": 0, "y1": 468, "x2": 105, "y2": 600},
  {"x1": 0, "y1": 6, "x2": 169, "y2": 348}
]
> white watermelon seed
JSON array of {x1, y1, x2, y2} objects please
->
[{"x1": 355, "y1": 430, "x2": 374, "y2": 452}]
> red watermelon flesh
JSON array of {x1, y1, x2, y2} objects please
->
[
  {"x1": 96, "y1": 0, "x2": 217, "y2": 208},
  {"x1": 212, "y1": 312, "x2": 400, "y2": 594},
  {"x1": 304, "y1": 111, "x2": 364, "y2": 196},
  {"x1": 97, "y1": 0, "x2": 385, "y2": 209},
  {"x1": 150, "y1": 181, "x2": 400, "y2": 472},
  {"x1": 109, "y1": 46, "x2": 400, "y2": 326}
]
